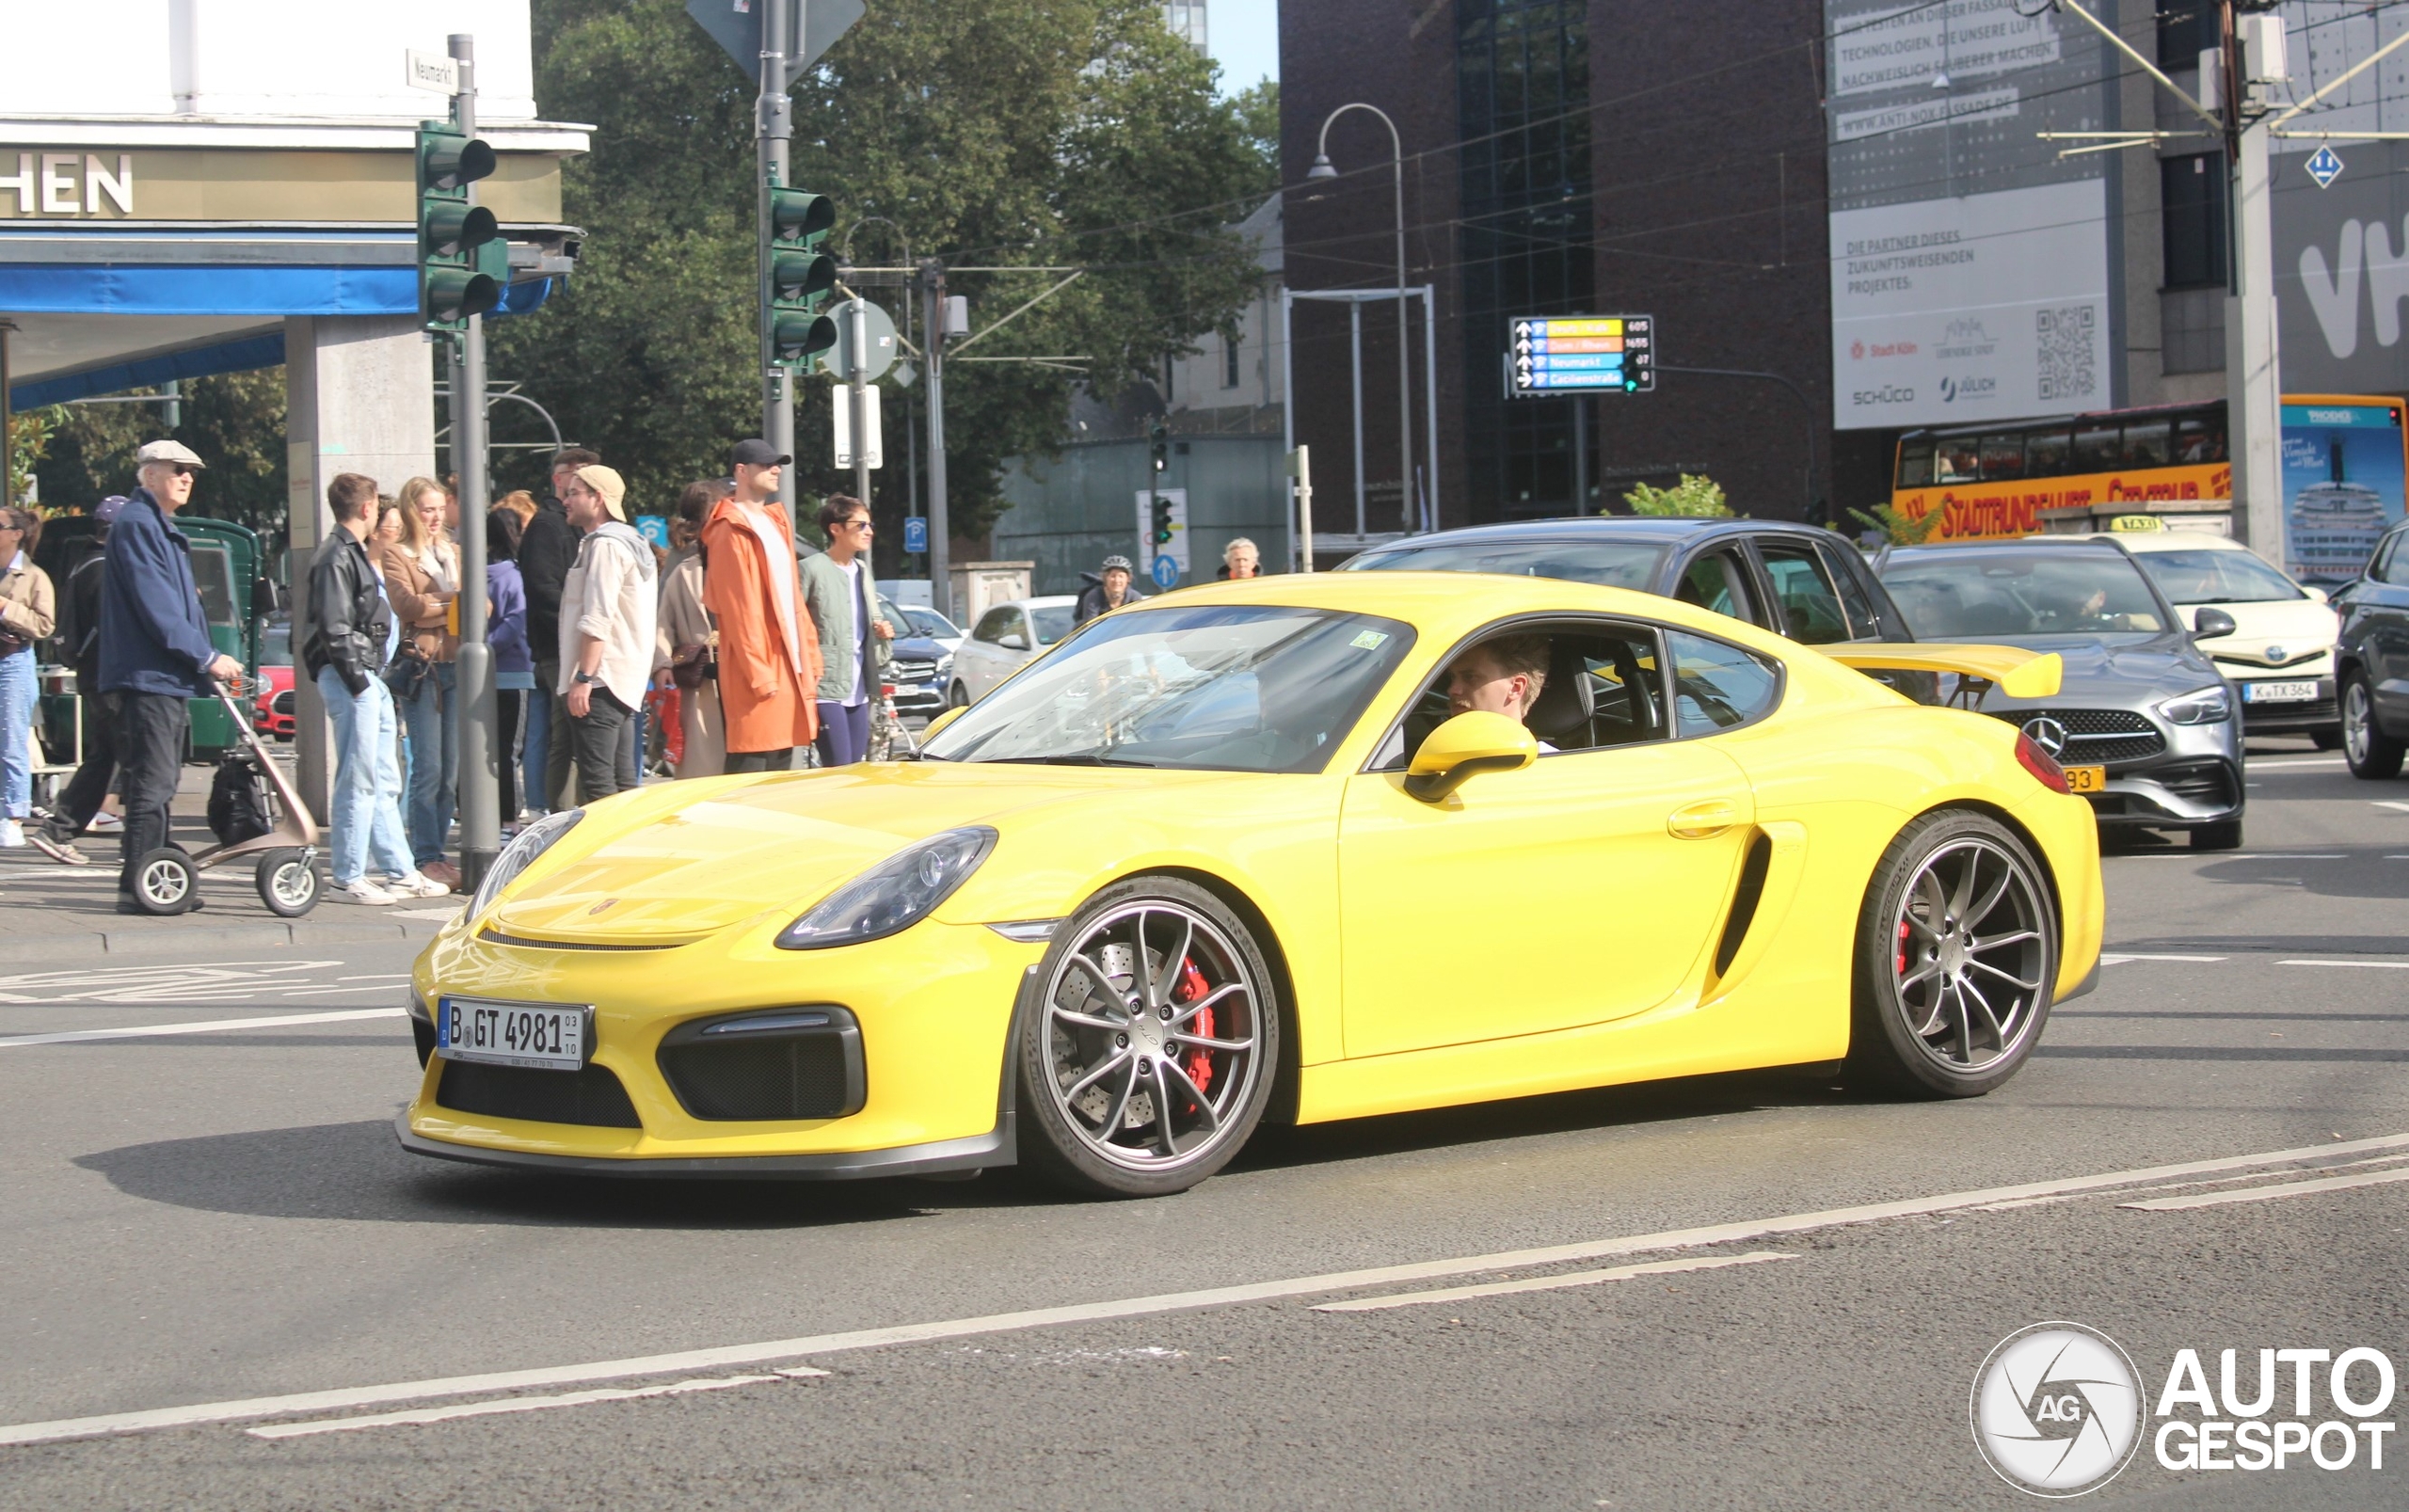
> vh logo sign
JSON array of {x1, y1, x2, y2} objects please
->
[{"x1": 2300, "y1": 217, "x2": 2409, "y2": 358}]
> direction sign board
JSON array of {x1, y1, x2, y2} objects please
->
[
  {"x1": 2306, "y1": 144, "x2": 2345, "y2": 189},
  {"x1": 1135, "y1": 488, "x2": 1189, "y2": 583},
  {"x1": 1507, "y1": 314, "x2": 1655, "y2": 398},
  {"x1": 405, "y1": 50, "x2": 459, "y2": 94}
]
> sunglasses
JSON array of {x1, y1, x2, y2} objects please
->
[{"x1": 835, "y1": 517, "x2": 872, "y2": 531}]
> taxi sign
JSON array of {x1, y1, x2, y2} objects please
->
[
  {"x1": 2107, "y1": 515, "x2": 2164, "y2": 533},
  {"x1": 1508, "y1": 313, "x2": 1654, "y2": 398}
]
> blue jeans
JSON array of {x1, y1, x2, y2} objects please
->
[
  {"x1": 0, "y1": 649, "x2": 33, "y2": 820},
  {"x1": 317, "y1": 667, "x2": 414, "y2": 885},
  {"x1": 523, "y1": 659, "x2": 554, "y2": 814},
  {"x1": 398, "y1": 660, "x2": 458, "y2": 867}
]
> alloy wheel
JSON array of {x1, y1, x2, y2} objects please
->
[
  {"x1": 1889, "y1": 837, "x2": 2048, "y2": 1074},
  {"x1": 1038, "y1": 900, "x2": 1264, "y2": 1172},
  {"x1": 2345, "y1": 679, "x2": 2373, "y2": 766}
]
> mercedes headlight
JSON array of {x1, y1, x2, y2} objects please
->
[
  {"x1": 2157, "y1": 686, "x2": 2233, "y2": 725},
  {"x1": 470, "y1": 807, "x2": 584, "y2": 916},
  {"x1": 776, "y1": 826, "x2": 997, "y2": 950}
]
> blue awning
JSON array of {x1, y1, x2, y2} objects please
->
[{"x1": 12, "y1": 332, "x2": 289, "y2": 409}]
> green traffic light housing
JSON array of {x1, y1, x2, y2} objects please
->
[
  {"x1": 766, "y1": 185, "x2": 838, "y2": 373},
  {"x1": 416, "y1": 121, "x2": 503, "y2": 336},
  {"x1": 774, "y1": 310, "x2": 839, "y2": 366}
]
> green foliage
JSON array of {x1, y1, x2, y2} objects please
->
[
  {"x1": 1847, "y1": 500, "x2": 1945, "y2": 546},
  {"x1": 494, "y1": 0, "x2": 1278, "y2": 546},
  {"x1": 31, "y1": 372, "x2": 289, "y2": 539},
  {"x1": 6, "y1": 406, "x2": 66, "y2": 508},
  {"x1": 1621, "y1": 474, "x2": 1731, "y2": 518}
]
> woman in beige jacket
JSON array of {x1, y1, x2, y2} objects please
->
[
  {"x1": 653, "y1": 480, "x2": 726, "y2": 777},
  {"x1": 0, "y1": 506, "x2": 59, "y2": 849},
  {"x1": 377, "y1": 476, "x2": 463, "y2": 885}
]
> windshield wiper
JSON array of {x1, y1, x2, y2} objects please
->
[{"x1": 983, "y1": 753, "x2": 1158, "y2": 768}]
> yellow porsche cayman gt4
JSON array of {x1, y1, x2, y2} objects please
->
[{"x1": 400, "y1": 573, "x2": 2102, "y2": 1197}]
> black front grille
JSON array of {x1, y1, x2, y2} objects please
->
[
  {"x1": 657, "y1": 1008, "x2": 866, "y2": 1122},
  {"x1": 435, "y1": 1060, "x2": 642, "y2": 1127},
  {"x1": 1992, "y1": 708, "x2": 2165, "y2": 763},
  {"x1": 2154, "y1": 760, "x2": 2238, "y2": 807},
  {"x1": 272, "y1": 691, "x2": 296, "y2": 715}
]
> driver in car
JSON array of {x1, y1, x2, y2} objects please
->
[{"x1": 1443, "y1": 634, "x2": 1555, "y2": 750}]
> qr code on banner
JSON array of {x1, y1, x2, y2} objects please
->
[{"x1": 2036, "y1": 304, "x2": 2098, "y2": 402}]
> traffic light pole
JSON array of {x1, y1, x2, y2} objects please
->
[
  {"x1": 449, "y1": 32, "x2": 501, "y2": 892},
  {"x1": 758, "y1": 0, "x2": 798, "y2": 533},
  {"x1": 849, "y1": 299, "x2": 871, "y2": 507},
  {"x1": 919, "y1": 259, "x2": 951, "y2": 620}
]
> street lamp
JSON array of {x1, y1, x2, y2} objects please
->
[{"x1": 1307, "y1": 103, "x2": 1412, "y2": 539}]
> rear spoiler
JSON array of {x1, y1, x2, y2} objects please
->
[{"x1": 1822, "y1": 645, "x2": 2064, "y2": 701}]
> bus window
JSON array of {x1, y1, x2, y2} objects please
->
[
  {"x1": 1937, "y1": 440, "x2": 1981, "y2": 484},
  {"x1": 1897, "y1": 438, "x2": 1935, "y2": 488},
  {"x1": 2025, "y1": 428, "x2": 2072, "y2": 479},
  {"x1": 1979, "y1": 434, "x2": 2025, "y2": 480},
  {"x1": 2123, "y1": 420, "x2": 2172, "y2": 469},
  {"x1": 2173, "y1": 414, "x2": 2225, "y2": 463},
  {"x1": 2072, "y1": 423, "x2": 2120, "y2": 472}
]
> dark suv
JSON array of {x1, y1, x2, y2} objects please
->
[
  {"x1": 1336, "y1": 517, "x2": 1915, "y2": 646},
  {"x1": 2333, "y1": 519, "x2": 2409, "y2": 778}
]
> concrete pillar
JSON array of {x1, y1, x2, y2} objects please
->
[{"x1": 284, "y1": 314, "x2": 436, "y2": 820}]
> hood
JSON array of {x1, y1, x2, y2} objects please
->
[
  {"x1": 484, "y1": 763, "x2": 1236, "y2": 946},
  {"x1": 2185, "y1": 597, "x2": 2340, "y2": 669},
  {"x1": 1952, "y1": 631, "x2": 2223, "y2": 712}
]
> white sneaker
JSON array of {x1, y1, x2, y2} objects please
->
[
  {"x1": 387, "y1": 871, "x2": 452, "y2": 899},
  {"x1": 0, "y1": 820, "x2": 22, "y2": 849},
  {"x1": 88, "y1": 812, "x2": 122, "y2": 832},
  {"x1": 335, "y1": 878, "x2": 400, "y2": 906}
]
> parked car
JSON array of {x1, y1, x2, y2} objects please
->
[
  {"x1": 1877, "y1": 536, "x2": 2244, "y2": 848},
  {"x1": 2332, "y1": 517, "x2": 2409, "y2": 778},
  {"x1": 254, "y1": 617, "x2": 295, "y2": 740},
  {"x1": 892, "y1": 603, "x2": 963, "y2": 657},
  {"x1": 2105, "y1": 528, "x2": 2340, "y2": 746},
  {"x1": 874, "y1": 594, "x2": 949, "y2": 720},
  {"x1": 947, "y1": 596, "x2": 1078, "y2": 706},
  {"x1": 1337, "y1": 517, "x2": 1917, "y2": 646}
]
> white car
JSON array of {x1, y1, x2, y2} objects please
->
[
  {"x1": 946, "y1": 595, "x2": 1078, "y2": 707},
  {"x1": 2104, "y1": 529, "x2": 2342, "y2": 745}
]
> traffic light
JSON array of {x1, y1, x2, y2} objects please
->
[
  {"x1": 1150, "y1": 492, "x2": 1175, "y2": 546},
  {"x1": 416, "y1": 122, "x2": 503, "y2": 335},
  {"x1": 767, "y1": 184, "x2": 838, "y2": 370},
  {"x1": 1149, "y1": 418, "x2": 1170, "y2": 475}
]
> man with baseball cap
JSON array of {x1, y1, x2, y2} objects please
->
[
  {"x1": 100, "y1": 440, "x2": 242, "y2": 908},
  {"x1": 557, "y1": 464, "x2": 657, "y2": 799},
  {"x1": 702, "y1": 439, "x2": 818, "y2": 772}
]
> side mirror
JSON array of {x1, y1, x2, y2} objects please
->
[
  {"x1": 2191, "y1": 606, "x2": 2239, "y2": 640},
  {"x1": 1403, "y1": 711, "x2": 1539, "y2": 803},
  {"x1": 997, "y1": 631, "x2": 1029, "y2": 651},
  {"x1": 922, "y1": 705, "x2": 967, "y2": 740}
]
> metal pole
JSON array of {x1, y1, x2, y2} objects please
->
[
  {"x1": 1571, "y1": 393, "x2": 1589, "y2": 516},
  {"x1": 448, "y1": 33, "x2": 499, "y2": 891},
  {"x1": 1422, "y1": 285, "x2": 1439, "y2": 532},
  {"x1": 920, "y1": 259, "x2": 951, "y2": 619},
  {"x1": 1280, "y1": 287, "x2": 1297, "y2": 569},
  {"x1": 1348, "y1": 300, "x2": 1364, "y2": 537},
  {"x1": 758, "y1": 0, "x2": 796, "y2": 533},
  {"x1": 1392, "y1": 149, "x2": 1412, "y2": 537},
  {"x1": 2221, "y1": 0, "x2": 2281, "y2": 561},
  {"x1": 849, "y1": 297, "x2": 871, "y2": 507},
  {"x1": 1294, "y1": 444, "x2": 1315, "y2": 573},
  {"x1": 0, "y1": 319, "x2": 13, "y2": 516}
]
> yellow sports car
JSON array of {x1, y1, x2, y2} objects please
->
[{"x1": 400, "y1": 573, "x2": 2102, "y2": 1197}]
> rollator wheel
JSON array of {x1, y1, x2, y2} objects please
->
[
  {"x1": 256, "y1": 848, "x2": 321, "y2": 917},
  {"x1": 131, "y1": 848, "x2": 199, "y2": 915}
]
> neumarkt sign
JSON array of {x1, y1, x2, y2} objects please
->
[{"x1": 0, "y1": 148, "x2": 562, "y2": 224}]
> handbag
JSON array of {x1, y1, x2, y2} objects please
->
[
  {"x1": 669, "y1": 641, "x2": 717, "y2": 691},
  {"x1": 382, "y1": 642, "x2": 432, "y2": 700}
]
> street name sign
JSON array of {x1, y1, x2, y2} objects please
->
[
  {"x1": 1507, "y1": 314, "x2": 1655, "y2": 397},
  {"x1": 405, "y1": 50, "x2": 459, "y2": 94}
]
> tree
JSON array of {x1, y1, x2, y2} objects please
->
[
  {"x1": 31, "y1": 372, "x2": 289, "y2": 540},
  {"x1": 495, "y1": 0, "x2": 1277, "y2": 556},
  {"x1": 1621, "y1": 474, "x2": 1732, "y2": 518},
  {"x1": 6, "y1": 406, "x2": 65, "y2": 511},
  {"x1": 1847, "y1": 499, "x2": 1945, "y2": 546}
]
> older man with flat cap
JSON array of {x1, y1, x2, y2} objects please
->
[{"x1": 100, "y1": 440, "x2": 242, "y2": 909}]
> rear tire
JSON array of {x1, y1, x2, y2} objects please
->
[
  {"x1": 2189, "y1": 820, "x2": 2243, "y2": 851},
  {"x1": 2341, "y1": 670, "x2": 2404, "y2": 779},
  {"x1": 1016, "y1": 877, "x2": 1280, "y2": 1198},
  {"x1": 1847, "y1": 810, "x2": 2056, "y2": 1099}
]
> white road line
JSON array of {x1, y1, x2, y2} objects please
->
[
  {"x1": 2121, "y1": 1166, "x2": 2409, "y2": 1212},
  {"x1": 2249, "y1": 758, "x2": 2348, "y2": 770},
  {"x1": 2099, "y1": 953, "x2": 2228, "y2": 964},
  {"x1": 246, "y1": 1372, "x2": 804, "y2": 1440},
  {"x1": 2228, "y1": 853, "x2": 2345, "y2": 860},
  {"x1": 0, "y1": 1009, "x2": 403, "y2": 1048},
  {"x1": 2279, "y1": 959, "x2": 2409, "y2": 971},
  {"x1": 2373, "y1": 801, "x2": 2409, "y2": 814},
  {"x1": 5, "y1": 1131, "x2": 2407, "y2": 1448},
  {"x1": 1312, "y1": 1251, "x2": 1795, "y2": 1313}
]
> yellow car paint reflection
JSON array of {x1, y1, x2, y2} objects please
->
[{"x1": 401, "y1": 572, "x2": 2102, "y2": 1192}]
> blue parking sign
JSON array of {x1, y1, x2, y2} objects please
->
[{"x1": 903, "y1": 516, "x2": 929, "y2": 554}]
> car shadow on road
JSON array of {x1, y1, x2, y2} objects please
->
[{"x1": 73, "y1": 1117, "x2": 1036, "y2": 1231}]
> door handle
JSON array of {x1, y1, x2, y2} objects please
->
[{"x1": 1667, "y1": 800, "x2": 1742, "y2": 839}]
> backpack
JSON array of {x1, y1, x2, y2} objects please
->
[{"x1": 207, "y1": 751, "x2": 273, "y2": 847}]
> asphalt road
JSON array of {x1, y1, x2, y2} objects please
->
[{"x1": 1, "y1": 740, "x2": 2403, "y2": 1509}]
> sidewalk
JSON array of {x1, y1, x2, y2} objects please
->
[{"x1": 3, "y1": 762, "x2": 458, "y2": 963}]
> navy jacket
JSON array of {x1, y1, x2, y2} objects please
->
[{"x1": 99, "y1": 488, "x2": 218, "y2": 698}]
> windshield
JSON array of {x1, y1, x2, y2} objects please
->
[
  {"x1": 1031, "y1": 605, "x2": 1075, "y2": 646},
  {"x1": 906, "y1": 606, "x2": 960, "y2": 639},
  {"x1": 260, "y1": 623, "x2": 291, "y2": 665},
  {"x1": 1342, "y1": 538, "x2": 1666, "y2": 591},
  {"x1": 2131, "y1": 546, "x2": 2305, "y2": 604},
  {"x1": 921, "y1": 604, "x2": 1416, "y2": 772},
  {"x1": 1882, "y1": 551, "x2": 2169, "y2": 638}
]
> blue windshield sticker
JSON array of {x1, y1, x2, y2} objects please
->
[{"x1": 1349, "y1": 630, "x2": 1390, "y2": 650}]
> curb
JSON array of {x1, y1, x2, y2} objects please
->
[{"x1": 0, "y1": 916, "x2": 451, "y2": 965}]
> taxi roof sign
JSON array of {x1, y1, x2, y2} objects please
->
[{"x1": 2108, "y1": 515, "x2": 2165, "y2": 533}]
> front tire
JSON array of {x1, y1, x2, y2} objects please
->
[
  {"x1": 947, "y1": 680, "x2": 970, "y2": 709},
  {"x1": 2341, "y1": 669, "x2": 2404, "y2": 779},
  {"x1": 1847, "y1": 810, "x2": 2056, "y2": 1098},
  {"x1": 256, "y1": 848, "x2": 321, "y2": 916},
  {"x1": 1017, "y1": 877, "x2": 1280, "y2": 1198},
  {"x1": 131, "y1": 848, "x2": 199, "y2": 915}
]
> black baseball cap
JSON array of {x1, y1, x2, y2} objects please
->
[{"x1": 731, "y1": 438, "x2": 791, "y2": 468}]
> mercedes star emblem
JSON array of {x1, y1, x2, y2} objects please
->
[{"x1": 2021, "y1": 717, "x2": 2069, "y2": 757}]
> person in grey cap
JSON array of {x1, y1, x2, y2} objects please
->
[
  {"x1": 1074, "y1": 553, "x2": 1147, "y2": 626},
  {"x1": 100, "y1": 439, "x2": 242, "y2": 910}
]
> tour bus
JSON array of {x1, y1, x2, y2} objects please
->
[{"x1": 1889, "y1": 396, "x2": 2409, "y2": 582}]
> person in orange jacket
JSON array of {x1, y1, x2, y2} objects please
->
[{"x1": 701, "y1": 440, "x2": 820, "y2": 772}]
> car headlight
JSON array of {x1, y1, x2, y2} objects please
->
[
  {"x1": 776, "y1": 826, "x2": 997, "y2": 950},
  {"x1": 470, "y1": 807, "x2": 584, "y2": 916},
  {"x1": 2157, "y1": 686, "x2": 2233, "y2": 725},
  {"x1": 934, "y1": 652, "x2": 953, "y2": 680}
]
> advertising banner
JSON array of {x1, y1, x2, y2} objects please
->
[
  {"x1": 1892, "y1": 461, "x2": 2230, "y2": 543},
  {"x1": 2279, "y1": 400, "x2": 2407, "y2": 581}
]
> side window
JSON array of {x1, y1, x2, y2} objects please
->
[
  {"x1": 1674, "y1": 550, "x2": 1755, "y2": 624},
  {"x1": 2384, "y1": 533, "x2": 2409, "y2": 587},
  {"x1": 1756, "y1": 541, "x2": 1852, "y2": 645},
  {"x1": 1376, "y1": 622, "x2": 1667, "y2": 769},
  {"x1": 971, "y1": 608, "x2": 1013, "y2": 644},
  {"x1": 1009, "y1": 610, "x2": 1033, "y2": 645},
  {"x1": 1815, "y1": 540, "x2": 1882, "y2": 638},
  {"x1": 1667, "y1": 629, "x2": 1782, "y2": 737}
]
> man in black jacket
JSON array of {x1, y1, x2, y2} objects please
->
[
  {"x1": 303, "y1": 472, "x2": 443, "y2": 905},
  {"x1": 516, "y1": 446, "x2": 596, "y2": 813},
  {"x1": 29, "y1": 498, "x2": 127, "y2": 865}
]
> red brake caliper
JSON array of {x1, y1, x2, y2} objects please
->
[
  {"x1": 1896, "y1": 919, "x2": 1910, "y2": 978},
  {"x1": 1175, "y1": 958, "x2": 1215, "y2": 1102}
]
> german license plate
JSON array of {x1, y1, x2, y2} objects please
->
[
  {"x1": 2064, "y1": 765, "x2": 2109, "y2": 794},
  {"x1": 2244, "y1": 679, "x2": 2320, "y2": 704},
  {"x1": 437, "y1": 997, "x2": 589, "y2": 1071}
]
